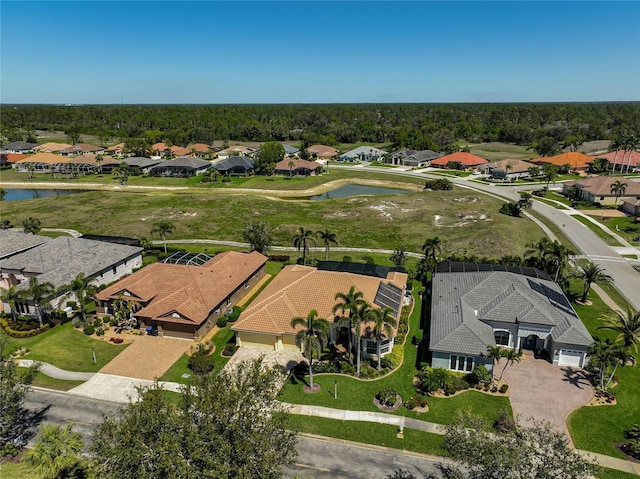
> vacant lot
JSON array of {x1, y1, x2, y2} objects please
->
[{"x1": 1, "y1": 184, "x2": 545, "y2": 258}]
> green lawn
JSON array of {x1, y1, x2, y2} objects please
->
[
  {"x1": 571, "y1": 215, "x2": 624, "y2": 247},
  {"x1": 6, "y1": 322, "x2": 128, "y2": 372},
  {"x1": 279, "y1": 291, "x2": 511, "y2": 426},
  {"x1": 22, "y1": 369, "x2": 86, "y2": 391},
  {"x1": 597, "y1": 216, "x2": 640, "y2": 246},
  {"x1": 0, "y1": 461, "x2": 42, "y2": 479},
  {"x1": 158, "y1": 353, "x2": 191, "y2": 383}
]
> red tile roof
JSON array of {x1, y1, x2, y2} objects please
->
[
  {"x1": 307, "y1": 145, "x2": 339, "y2": 158},
  {"x1": 430, "y1": 152, "x2": 488, "y2": 167},
  {"x1": 592, "y1": 150, "x2": 640, "y2": 168},
  {"x1": 3, "y1": 153, "x2": 28, "y2": 163},
  {"x1": 187, "y1": 143, "x2": 211, "y2": 153},
  {"x1": 275, "y1": 159, "x2": 322, "y2": 170}
]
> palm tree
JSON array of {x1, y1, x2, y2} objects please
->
[
  {"x1": 66, "y1": 272, "x2": 97, "y2": 323},
  {"x1": 570, "y1": 261, "x2": 614, "y2": 303},
  {"x1": 598, "y1": 306, "x2": 640, "y2": 352},
  {"x1": 151, "y1": 220, "x2": 175, "y2": 254},
  {"x1": 422, "y1": 236, "x2": 442, "y2": 264},
  {"x1": 610, "y1": 180, "x2": 628, "y2": 207},
  {"x1": 485, "y1": 345, "x2": 504, "y2": 386},
  {"x1": 369, "y1": 306, "x2": 397, "y2": 370},
  {"x1": 349, "y1": 302, "x2": 373, "y2": 375},
  {"x1": 95, "y1": 154, "x2": 104, "y2": 176},
  {"x1": 317, "y1": 229, "x2": 338, "y2": 261},
  {"x1": 288, "y1": 160, "x2": 295, "y2": 178},
  {"x1": 0, "y1": 285, "x2": 24, "y2": 321},
  {"x1": 27, "y1": 277, "x2": 55, "y2": 327},
  {"x1": 292, "y1": 227, "x2": 316, "y2": 266},
  {"x1": 333, "y1": 286, "x2": 366, "y2": 365},
  {"x1": 589, "y1": 337, "x2": 628, "y2": 389},
  {"x1": 290, "y1": 310, "x2": 329, "y2": 389},
  {"x1": 138, "y1": 236, "x2": 153, "y2": 253},
  {"x1": 518, "y1": 191, "x2": 533, "y2": 210},
  {"x1": 25, "y1": 423, "x2": 84, "y2": 479},
  {"x1": 497, "y1": 348, "x2": 523, "y2": 383},
  {"x1": 390, "y1": 248, "x2": 407, "y2": 269}
]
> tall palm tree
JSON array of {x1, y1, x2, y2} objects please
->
[
  {"x1": 288, "y1": 160, "x2": 295, "y2": 178},
  {"x1": 25, "y1": 423, "x2": 84, "y2": 479},
  {"x1": 290, "y1": 310, "x2": 329, "y2": 389},
  {"x1": 348, "y1": 302, "x2": 373, "y2": 376},
  {"x1": 66, "y1": 272, "x2": 97, "y2": 323},
  {"x1": 497, "y1": 348, "x2": 523, "y2": 383},
  {"x1": 609, "y1": 136, "x2": 622, "y2": 174},
  {"x1": 151, "y1": 220, "x2": 175, "y2": 254},
  {"x1": 485, "y1": 345, "x2": 504, "y2": 386},
  {"x1": 422, "y1": 236, "x2": 442, "y2": 264},
  {"x1": 292, "y1": 227, "x2": 316, "y2": 266},
  {"x1": 570, "y1": 261, "x2": 614, "y2": 303},
  {"x1": 333, "y1": 286, "x2": 366, "y2": 365},
  {"x1": 317, "y1": 229, "x2": 338, "y2": 261},
  {"x1": 27, "y1": 277, "x2": 55, "y2": 327},
  {"x1": 369, "y1": 306, "x2": 397, "y2": 370},
  {"x1": 0, "y1": 285, "x2": 24, "y2": 321},
  {"x1": 610, "y1": 180, "x2": 628, "y2": 207},
  {"x1": 588, "y1": 337, "x2": 627, "y2": 389},
  {"x1": 598, "y1": 306, "x2": 640, "y2": 352}
]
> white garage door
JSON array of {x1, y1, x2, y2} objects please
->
[{"x1": 558, "y1": 350, "x2": 583, "y2": 367}]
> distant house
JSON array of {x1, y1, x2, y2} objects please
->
[
  {"x1": 429, "y1": 262, "x2": 592, "y2": 371},
  {"x1": 0, "y1": 141, "x2": 39, "y2": 154},
  {"x1": 212, "y1": 156, "x2": 256, "y2": 176},
  {"x1": 1, "y1": 153, "x2": 28, "y2": 167},
  {"x1": 59, "y1": 143, "x2": 105, "y2": 156},
  {"x1": 387, "y1": 149, "x2": 442, "y2": 167},
  {"x1": 562, "y1": 176, "x2": 640, "y2": 206},
  {"x1": 232, "y1": 264, "x2": 407, "y2": 358},
  {"x1": 591, "y1": 150, "x2": 640, "y2": 172},
  {"x1": 481, "y1": 159, "x2": 536, "y2": 180},
  {"x1": 15, "y1": 153, "x2": 68, "y2": 173},
  {"x1": 532, "y1": 152, "x2": 594, "y2": 172},
  {"x1": 307, "y1": 145, "x2": 339, "y2": 161},
  {"x1": 274, "y1": 159, "x2": 322, "y2": 177},
  {"x1": 622, "y1": 198, "x2": 640, "y2": 217},
  {"x1": 187, "y1": 143, "x2": 212, "y2": 156},
  {"x1": 216, "y1": 145, "x2": 256, "y2": 160},
  {"x1": 96, "y1": 251, "x2": 267, "y2": 340},
  {"x1": 0, "y1": 232, "x2": 142, "y2": 317},
  {"x1": 119, "y1": 157, "x2": 163, "y2": 174},
  {"x1": 430, "y1": 152, "x2": 488, "y2": 170},
  {"x1": 105, "y1": 143, "x2": 126, "y2": 156},
  {"x1": 35, "y1": 142, "x2": 73, "y2": 153},
  {"x1": 282, "y1": 144, "x2": 300, "y2": 156},
  {"x1": 339, "y1": 146, "x2": 388, "y2": 162},
  {"x1": 149, "y1": 157, "x2": 211, "y2": 177}
]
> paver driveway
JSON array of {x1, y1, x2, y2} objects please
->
[{"x1": 502, "y1": 353, "x2": 593, "y2": 445}]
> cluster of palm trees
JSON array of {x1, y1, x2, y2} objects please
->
[
  {"x1": 291, "y1": 286, "x2": 398, "y2": 387},
  {"x1": 610, "y1": 133, "x2": 639, "y2": 175},
  {"x1": 485, "y1": 345, "x2": 523, "y2": 386},
  {"x1": 292, "y1": 227, "x2": 338, "y2": 265}
]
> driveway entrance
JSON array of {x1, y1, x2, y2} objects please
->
[{"x1": 502, "y1": 354, "x2": 593, "y2": 445}]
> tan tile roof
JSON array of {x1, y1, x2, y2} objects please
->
[
  {"x1": 274, "y1": 159, "x2": 322, "y2": 170},
  {"x1": 16, "y1": 152, "x2": 70, "y2": 164},
  {"x1": 36, "y1": 142, "x2": 73, "y2": 152},
  {"x1": 572, "y1": 176, "x2": 640, "y2": 197},
  {"x1": 97, "y1": 251, "x2": 267, "y2": 325},
  {"x1": 307, "y1": 145, "x2": 339, "y2": 157},
  {"x1": 232, "y1": 265, "x2": 407, "y2": 336},
  {"x1": 488, "y1": 159, "x2": 536, "y2": 172},
  {"x1": 187, "y1": 143, "x2": 211, "y2": 153},
  {"x1": 106, "y1": 143, "x2": 126, "y2": 152},
  {"x1": 170, "y1": 146, "x2": 190, "y2": 156}
]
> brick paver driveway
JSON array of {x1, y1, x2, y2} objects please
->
[{"x1": 502, "y1": 353, "x2": 593, "y2": 445}]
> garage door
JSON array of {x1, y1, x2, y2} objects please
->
[{"x1": 558, "y1": 350, "x2": 583, "y2": 367}]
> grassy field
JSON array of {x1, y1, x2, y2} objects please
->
[
  {"x1": 466, "y1": 142, "x2": 536, "y2": 161},
  {"x1": 6, "y1": 322, "x2": 128, "y2": 372},
  {"x1": 588, "y1": 216, "x2": 640, "y2": 246},
  {"x1": 1, "y1": 181, "x2": 547, "y2": 260}
]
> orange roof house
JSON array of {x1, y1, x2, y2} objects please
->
[
  {"x1": 232, "y1": 264, "x2": 407, "y2": 356},
  {"x1": 96, "y1": 251, "x2": 267, "y2": 340},
  {"x1": 274, "y1": 159, "x2": 323, "y2": 176},
  {"x1": 1, "y1": 153, "x2": 28, "y2": 165},
  {"x1": 187, "y1": 143, "x2": 212, "y2": 154},
  {"x1": 15, "y1": 153, "x2": 71, "y2": 172},
  {"x1": 106, "y1": 143, "x2": 126, "y2": 154},
  {"x1": 532, "y1": 152, "x2": 593, "y2": 171},
  {"x1": 430, "y1": 152, "x2": 488, "y2": 169}
]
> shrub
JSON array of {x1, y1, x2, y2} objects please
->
[
  {"x1": 384, "y1": 344, "x2": 404, "y2": 369},
  {"x1": 109, "y1": 317, "x2": 118, "y2": 326},
  {"x1": 312, "y1": 361, "x2": 341, "y2": 374},
  {"x1": 66, "y1": 301, "x2": 77, "y2": 310},
  {"x1": 83, "y1": 324, "x2": 95, "y2": 335},
  {"x1": 625, "y1": 424, "x2": 640, "y2": 441},
  {"x1": 494, "y1": 408, "x2": 516, "y2": 434},
  {"x1": 380, "y1": 356, "x2": 394, "y2": 370},
  {"x1": 468, "y1": 364, "x2": 492, "y2": 386},
  {"x1": 359, "y1": 365, "x2": 377, "y2": 379},
  {"x1": 411, "y1": 335, "x2": 421, "y2": 345},
  {"x1": 57, "y1": 310, "x2": 69, "y2": 323},
  {"x1": 96, "y1": 327, "x2": 105, "y2": 337},
  {"x1": 340, "y1": 362, "x2": 355, "y2": 375},
  {"x1": 362, "y1": 256, "x2": 375, "y2": 264},
  {"x1": 405, "y1": 394, "x2": 429, "y2": 410},
  {"x1": 227, "y1": 306, "x2": 242, "y2": 323},
  {"x1": 499, "y1": 384, "x2": 509, "y2": 394},
  {"x1": 222, "y1": 343, "x2": 238, "y2": 357},
  {"x1": 268, "y1": 255, "x2": 290, "y2": 262},
  {"x1": 376, "y1": 388, "x2": 398, "y2": 407},
  {"x1": 419, "y1": 367, "x2": 452, "y2": 393},
  {"x1": 451, "y1": 376, "x2": 470, "y2": 392},
  {"x1": 188, "y1": 344, "x2": 216, "y2": 375},
  {"x1": 72, "y1": 317, "x2": 83, "y2": 328},
  {"x1": 342, "y1": 256, "x2": 353, "y2": 263},
  {"x1": 216, "y1": 317, "x2": 227, "y2": 328},
  {"x1": 102, "y1": 316, "x2": 111, "y2": 324},
  {"x1": 424, "y1": 178, "x2": 453, "y2": 190}
]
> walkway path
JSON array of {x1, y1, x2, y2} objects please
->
[{"x1": 18, "y1": 359, "x2": 95, "y2": 381}]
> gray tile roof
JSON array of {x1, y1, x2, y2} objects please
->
[
  {"x1": 282, "y1": 144, "x2": 300, "y2": 155},
  {"x1": 151, "y1": 156, "x2": 211, "y2": 169},
  {"x1": 1, "y1": 141, "x2": 39, "y2": 151},
  {"x1": 122, "y1": 157, "x2": 162, "y2": 169},
  {"x1": 0, "y1": 237, "x2": 142, "y2": 291},
  {"x1": 429, "y1": 270, "x2": 592, "y2": 355},
  {"x1": 213, "y1": 156, "x2": 255, "y2": 172},
  {"x1": 404, "y1": 150, "x2": 442, "y2": 163},
  {"x1": 0, "y1": 230, "x2": 52, "y2": 259}
]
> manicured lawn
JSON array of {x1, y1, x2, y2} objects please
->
[
  {"x1": 596, "y1": 216, "x2": 640, "y2": 246},
  {"x1": 528, "y1": 210, "x2": 578, "y2": 251},
  {"x1": 571, "y1": 286, "x2": 619, "y2": 343},
  {"x1": 572, "y1": 215, "x2": 624, "y2": 247},
  {"x1": 287, "y1": 415, "x2": 448, "y2": 457},
  {"x1": 6, "y1": 322, "x2": 128, "y2": 372},
  {"x1": 596, "y1": 467, "x2": 640, "y2": 479},
  {"x1": 23, "y1": 369, "x2": 86, "y2": 391},
  {"x1": 158, "y1": 353, "x2": 191, "y2": 384},
  {"x1": 279, "y1": 291, "x2": 511, "y2": 426}
]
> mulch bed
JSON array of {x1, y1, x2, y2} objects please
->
[
  {"x1": 615, "y1": 444, "x2": 640, "y2": 463},
  {"x1": 373, "y1": 394, "x2": 403, "y2": 412},
  {"x1": 304, "y1": 384, "x2": 321, "y2": 394}
]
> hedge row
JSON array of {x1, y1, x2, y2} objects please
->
[{"x1": 0, "y1": 316, "x2": 50, "y2": 337}]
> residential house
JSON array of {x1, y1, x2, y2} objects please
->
[
  {"x1": 96, "y1": 251, "x2": 267, "y2": 340},
  {"x1": 307, "y1": 145, "x2": 339, "y2": 161},
  {"x1": 0, "y1": 233, "x2": 142, "y2": 317},
  {"x1": 339, "y1": 146, "x2": 388, "y2": 162},
  {"x1": 212, "y1": 156, "x2": 256, "y2": 176},
  {"x1": 105, "y1": 143, "x2": 126, "y2": 156},
  {"x1": 216, "y1": 145, "x2": 256, "y2": 160},
  {"x1": 387, "y1": 149, "x2": 442, "y2": 167},
  {"x1": 59, "y1": 143, "x2": 105, "y2": 156},
  {"x1": 149, "y1": 157, "x2": 211, "y2": 177},
  {"x1": 0, "y1": 141, "x2": 39, "y2": 154},
  {"x1": 15, "y1": 153, "x2": 69, "y2": 173},
  {"x1": 231, "y1": 263, "x2": 407, "y2": 359},
  {"x1": 562, "y1": 176, "x2": 640, "y2": 206},
  {"x1": 120, "y1": 157, "x2": 163, "y2": 174},
  {"x1": 532, "y1": 152, "x2": 594, "y2": 173},
  {"x1": 1, "y1": 153, "x2": 28, "y2": 167},
  {"x1": 622, "y1": 198, "x2": 640, "y2": 217},
  {"x1": 187, "y1": 143, "x2": 213, "y2": 156},
  {"x1": 35, "y1": 142, "x2": 73, "y2": 153},
  {"x1": 429, "y1": 262, "x2": 593, "y2": 372},
  {"x1": 591, "y1": 150, "x2": 640, "y2": 172},
  {"x1": 274, "y1": 159, "x2": 322, "y2": 177},
  {"x1": 282, "y1": 144, "x2": 300, "y2": 157},
  {"x1": 430, "y1": 152, "x2": 489, "y2": 170},
  {"x1": 481, "y1": 159, "x2": 536, "y2": 180}
]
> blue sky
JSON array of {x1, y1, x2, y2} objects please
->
[{"x1": 1, "y1": 1, "x2": 639, "y2": 103}]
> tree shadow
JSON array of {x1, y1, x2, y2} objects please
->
[
  {"x1": 12, "y1": 404, "x2": 51, "y2": 446},
  {"x1": 560, "y1": 367, "x2": 592, "y2": 389}
]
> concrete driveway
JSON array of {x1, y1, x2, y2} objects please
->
[{"x1": 502, "y1": 353, "x2": 593, "y2": 444}]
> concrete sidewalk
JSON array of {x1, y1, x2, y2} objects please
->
[{"x1": 18, "y1": 359, "x2": 95, "y2": 381}]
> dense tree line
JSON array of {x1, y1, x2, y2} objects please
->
[{"x1": 1, "y1": 103, "x2": 638, "y2": 150}]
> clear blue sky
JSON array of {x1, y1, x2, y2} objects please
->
[{"x1": 1, "y1": 1, "x2": 639, "y2": 103}]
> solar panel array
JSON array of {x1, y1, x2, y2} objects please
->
[
  {"x1": 435, "y1": 261, "x2": 551, "y2": 281},
  {"x1": 316, "y1": 261, "x2": 403, "y2": 279},
  {"x1": 162, "y1": 251, "x2": 213, "y2": 266},
  {"x1": 374, "y1": 282, "x2": 403, "y2": 316}
]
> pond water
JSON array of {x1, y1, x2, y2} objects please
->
[
  {"x1": 309, "y1": 184, "x2": 413, "y2": 200},
  {"x1": 2, "y1": 189, "x2": 86, "y2": 201}
]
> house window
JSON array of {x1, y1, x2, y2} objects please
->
[
  {"x1": 494, "y1": 331, "x2": 510, "y2": 346},
  {"x1": 366, "y1": 340, "x2": 377, "y2": 354},
  {"x1": 449, "y1": 355, "x2": 474, "y2": 372}
]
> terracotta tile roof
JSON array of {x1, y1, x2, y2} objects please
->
[
  {"x1": 59, "y1": 143, "x2": 104, "y2": 154},
  {"x1": 592, "y1": 150, "x2": 640, "y2": 167},
  {"x1": 187, "y1": 143, "x2": 212, "y2": 153},
  {"x1": 486, "y1": 159, "x2": 535, "y2": 173},
  {"x1": 35, "y1": 142, "x2": 73, "y2": 152},
  {"x1": 307, "y1": 145, "x2": 339, "y2": 157},
  {"x1": 532, "y1": 152, "x2": 593, "y2": 169},
  {"x1": 232, "y1": 265, "x2": 407, "y2": 336},
  {"x1": 2, "y1": 153, "x2": 28, "y2": 163},
  {"x1": 16, "y1": 152, "x2": 70, "y2": 164},
  {"x1": 170, "y1": 146, "x2": 190, "y2": 156},
  {"x1": 571, "y1": 176, "x2": 640, "y2": 197},
  {"x1": 274, "y1": 159, "x2": 322, "y2": 170},
  {"x1": 430, "y1": 152, "x2": 488, "y2": 167},
  {"x1": 96, "y1": 251, "x2": 267, "y2": 325},
  {"x1": 106, "y1": 143, "x2": 126, "y2": 152},
  {"x1": 152, "y1": 142, "x2": 169, "y2": 151}
]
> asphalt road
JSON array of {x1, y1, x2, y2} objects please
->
[{"x1": 24, "y1": 389, "x2": 444, "y2": 479}]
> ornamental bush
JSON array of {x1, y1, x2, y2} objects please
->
[
  {"x1": 83, "y1": 324, "x2": 95, "y2": 335},
  {"x1": 188, "y1": 343, "x2": 216, "y2": 375},
  {"x1": 376, "y1": 388, "x2": 398, "y2": 407}
]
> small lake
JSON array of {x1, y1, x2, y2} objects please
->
[
  {"x1": 2, "y1": 189, "x2": 86, "y2": 201},
  {"x1": 309, "y1": 184, "x2": 413, "y2": 200}
]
